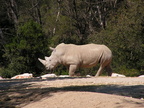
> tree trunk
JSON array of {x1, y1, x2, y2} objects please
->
[
  {"x1": 53, "y1": 0, "x2": 61, "y2": 35},
  {"x1": 5, "y1": 0, "x2": 18, "y2": 26}
]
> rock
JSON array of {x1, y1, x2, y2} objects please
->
[
  {"x1": 59, "y1": 75, "x2": 69, "y2": 78},
  {"x1": 41, "y1": 74, "x2": 57, "y2": 79},
  {"x1": 138, "y1": 75, "x2": 144, "y2": 77},
  {"x1": 11, "y1": 73, "x2": 33, "y2": 79},
  {"x1": 111, "y1": 73, "x2": 126, "y2": 77},
  {"x1": 0, "y1": 76, "x2": 3, "y2": 80},
  {"x1": 86, "y1": 75, "x2": 91, "y2": 77}
]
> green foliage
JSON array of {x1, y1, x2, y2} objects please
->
[
  {"x1": 115, "y1": 66, "x2": 140, "y2": 77},
  {"x1": 43, "y1": 9, "x2": 79, "y2": 46},
  {"x1": 0, "y1": 0, "x2": 144, "y2": 77},
  {"x1": 2, "y1": 21, "x2": 49, "y2": 77},
  {"x1": 0, "y1": 68, "x2": 16, "y2": 78},
  {"x1": 89, "y1": 0, "x2": 144, "y2": 76}
]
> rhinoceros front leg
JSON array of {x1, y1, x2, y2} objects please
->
[{"x1": 69, "y1": 65, "x2": 78, "y2": 77}]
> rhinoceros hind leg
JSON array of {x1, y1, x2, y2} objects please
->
[
  {"x1": 105, "y1": 64, "x2": 112, "y2": 76},
  {"x1": 95, "y1": 66, "x2": 103, "y2": 77}
]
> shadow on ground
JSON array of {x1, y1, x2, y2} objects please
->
[{"x1": 0, "y1": 78, "x2": 144, "y2": 108}]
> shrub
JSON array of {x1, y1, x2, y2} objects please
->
[
  {"x1": 0, "y1": 68, "x2": 17, "y2": 78},
  {"x1": 115, "y1": 66, "x2": 140, "y2": 77}
]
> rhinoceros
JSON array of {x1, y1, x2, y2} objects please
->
[{"x1": 38, "y1": 43, "x2": 112, "y2": 77}]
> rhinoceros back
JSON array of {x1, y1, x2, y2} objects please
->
[{"x1": 53, "y1": 43, "x2": 112, "y2": 67}]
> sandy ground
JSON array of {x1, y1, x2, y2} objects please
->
[{"x1": 0, "y1": 77, "x2": 144, "y2": 108}]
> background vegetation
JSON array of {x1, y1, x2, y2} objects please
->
[{"x1": 0, "y1": 0, "x2": 143, "y2": 77}]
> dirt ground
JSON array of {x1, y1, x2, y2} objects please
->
[{"x1": 0, "y1": 77, "x2": 144, "y2": 108}]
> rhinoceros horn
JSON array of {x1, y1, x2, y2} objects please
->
[
  {"x1": 38, "y1": 58, "x2": 46, "y2": 65},
  {"x1": 45, "y1": 56, "x2": 49, "y2": 61},
  {"x1": 49, "y1": 47, "x2": 55, "y2": 51}
]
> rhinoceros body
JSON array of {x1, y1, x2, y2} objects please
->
[{"x1": 38, "y1": 43, "x2": 112, "y2": 77}]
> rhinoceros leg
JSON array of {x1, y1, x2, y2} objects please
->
[
  {"x1": 105, "y1": 64, "x2": 112, "y2": 76},
  {"x1": 95, "y1": 66, "x2": 103, "y2": 77},
  {"x1": 69, "y1": 65, "x2": 78, "y2": 76},
  {"x1": 95, "y1": 63, "x2": 112, "y2": 77}
]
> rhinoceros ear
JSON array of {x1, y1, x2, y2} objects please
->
[
  {"x1": 38, "y1": 58, "x2": 46, "y2": 65},
  {"x1": 45, "y1": 56, "x2": 49, "y2": 61},
  {"x1": 49, "y1": 47, "x2": 55, "y2": 51}
]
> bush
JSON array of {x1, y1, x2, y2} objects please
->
[
  {"x1": 115, "y1": 66, "x2": 140, "y2": 77},
  {"x1": 0, "y1": 68, "x2": 17, "y2": 78},
  {"x1": 3, "y1": 20, "x2": 49, "y2": 77}
]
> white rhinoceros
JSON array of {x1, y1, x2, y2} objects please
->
[{"x1": 38, "y1": 43, "x2": 112, "y2": 77}]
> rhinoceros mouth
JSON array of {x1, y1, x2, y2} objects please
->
[{"x1": 46, "y1": 65, "x2": 55, "y2": 70}]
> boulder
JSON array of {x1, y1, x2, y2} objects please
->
[
  {"x1": 0, "y1": 76, "x2": 3, "y2": 80},
  {"x1": 138, "y1": 75, "x2": 144, "y2": 78},
  {"x1": 59, "y1": 75, "x2": 69, "y2": 78},
  {"x1": 111, "y1": 73, "x2": 126, "y2": 77},
  {"x1": 11, "y1": 73, "x2": 33, "y2": 79},
  {"x1": 86, "y1": 75, "x2": 92, "y2": 77},
  {"x1": 41, "y1": 74, "x2": 57, "y2": 79}
]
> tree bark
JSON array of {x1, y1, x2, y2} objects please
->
[
  {"x1": 5, "y1": 0, "x2": 18, "y2": 26},
  {"x1": 53, "y1": 0, "x2": 61, "y2": 35}
]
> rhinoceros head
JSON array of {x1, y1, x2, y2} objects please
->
[
  {"x1": 38, "y1": 56, "x2": 58, "y2": 70},
  {"x1": 38, "y1": 47, "x2": 58, "y2": 70}
]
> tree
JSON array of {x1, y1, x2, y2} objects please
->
[
  {"x1": 0, "y1": 0, "x2": 144, "y2": 77},
  {"x1": 89, "y1": 0, "x2": 144, "y2": 76},
  {"x1": 2, "y1": 21, "x2": 48, "y2": 77}
]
